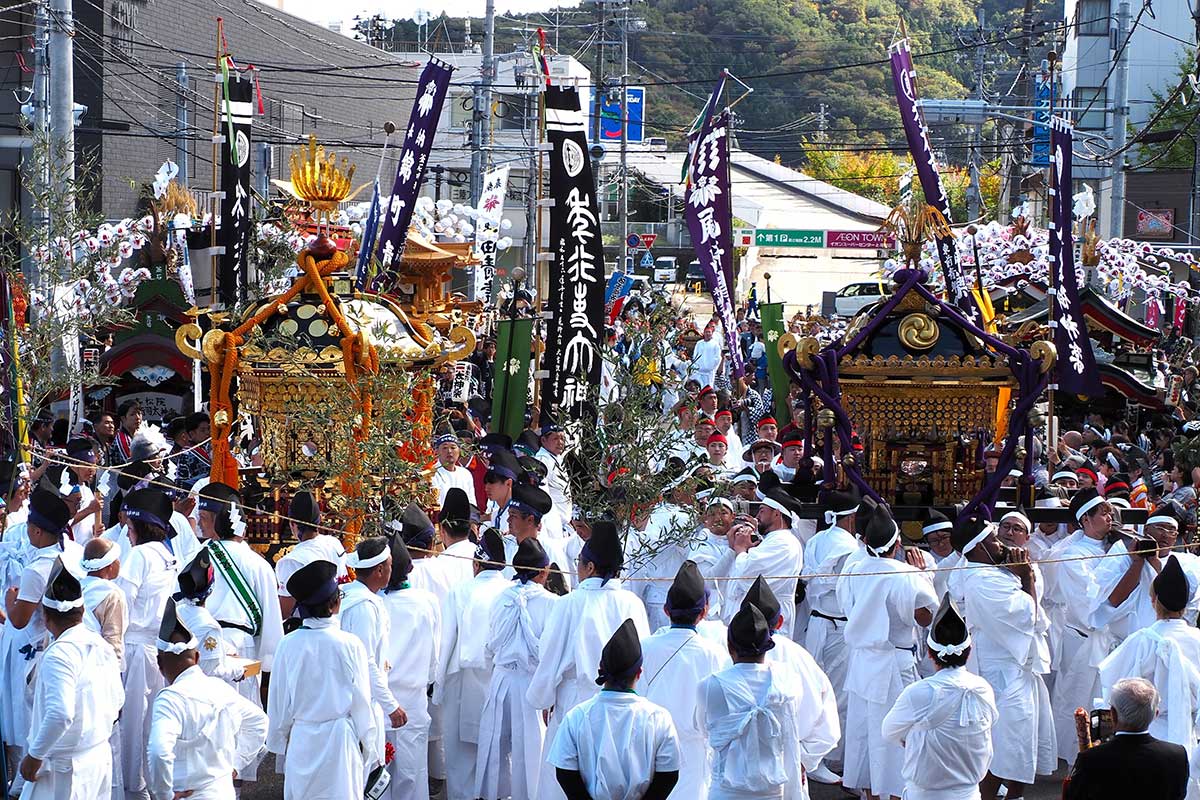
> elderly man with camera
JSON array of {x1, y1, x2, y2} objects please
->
[{"x1": 1066, "y1": 677, "x2": 1189, "y2": 800}]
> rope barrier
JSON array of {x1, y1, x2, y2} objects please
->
[{"x1": 12, "y1": 450, "x2": 1194, "y2": 584}]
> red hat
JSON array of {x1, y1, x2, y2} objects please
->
[
  {"x1": 781, "y1": 435, "x2": 804, "y2": 450},
  {"x1": 715, "y1": 409, "x2": 732, "y2": 420},
  {"x1": 707, "y1": 433, "x2": 728, "y2": 447},
  {"x1": 698, "y1": 385, "x2": 716, "y2": 398},
  {"x1": 757, "y1": 417, "x2": 777, "y2": 429},
  {"x1": 696, "y1": 417, "x2": 716, "y2": 428},
  {"x1": 1077, "y1": 466, "x2": 1099, "y2": 483}
]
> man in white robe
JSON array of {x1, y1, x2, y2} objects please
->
[
  {"x1": 687, "y1": 497, "x2": 734, "y2": 619},
  {"x1": 503, "y1": 482, "x2": 572, "y2": 584},
  {"x1": 639, "y1": 561, "x2": 730, "y2": 798},
  {"x1": 435, "y1": 529, "x2": 511, "y2": 800},
  {"x1": 1048, "y1": 488, "x2": 1116, "y2": 766},
  {"x1": 79, "y1": 538, "x2": 127, "y2": 667},
  {"x1": 534, "y1": 423, "x2": 575, "y2": 534},
  {"x1": 173, "y1": 549, "x2": 250, "y2": 685},
  {"x1": 379, "y1": 534, "x2": 441, "y2": 800},
  {"x1": 690, "y1": 324, "x2": 723, "y2": 389},
  {"x1": 147, "y1": 599, "x2": 268, "y2": 800},
  {"x1": 882, "y1": 593, "x2": 999, "y2": 800},
  {"x1": 626, "y1": 500, "x2": 692, "y2": 632},
  {"x1": 711, "y1": 485, "x2": 802, "y2": 637},
  {"x1": 698, "y1": 603, "x2": 832, "y2": 800},
  {"x1": 801, "y1": 489, "x2": 861, "y2": 776},
  {"x1": 197, "y1": 482, "x2": 284, "y2": 775},
  {"x1": 1099, "y1": 554, "x2": 1200, "y2": 800},
  {"x1": 266, "y1": 559, "x2": 380, "y2": 800},
  {"x1": 548, "y1": 619, "x2": 681, "y2": 800},
  {"x1": 740, "y1": 575, "x2": 842, "y2": 799},
  {"x1": 18, "y1": 558, "x2": 123, "y2": 800},
  {"x1": 953, "y1": 517, "x2": 1056, "y2": 798},
  {"x1": 116, "y1": 488, "x2": 180, "y2": 800},
  {"x1": 274, "y1": 491, "x2": 346, "y2": 621},
  {"x1": 342, "y1": 537, "x2": 408, "y2": 763},
  {"x1": 527, "y1": 521, "x2": 651, "y2": 800},
  {"x1": 475, "y1": 538, "x2": 560, "y2": 800},
  {"x1": 837, "y1": 503, "x2": 937, "y2": 800},
  {"x1": 431, "y1": 433, "x2": 476, "y2": 508}
]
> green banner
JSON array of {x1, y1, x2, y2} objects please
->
[
  {"x1": 491, "y1": 317, "x2": 534, "y2": 440},
  {"x1": 759, "y1": 303, "x2": 791, "y2": 424},
  {"x1": 754, "y1": 229, "x2": 823, "y2": 248}
]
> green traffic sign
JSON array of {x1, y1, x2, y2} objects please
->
[{"x1": 754, "y1": 229, "x2": 824, "y2": 247}]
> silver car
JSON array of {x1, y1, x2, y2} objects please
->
[{"x1": 832, "y1": 281, "x2": 887, "y2": 317}]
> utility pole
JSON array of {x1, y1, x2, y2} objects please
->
[
  {"x1": 480, "y1": 0, "x2": 495, "y2": 179},
  {"x1": 1109, "y1": 0, "x2": 1131, "y2": 239},
  {"x1": 619, "y1": 2, "x2": 629, "y2": 274},
  {"x1": 1192, "y1": 4, "x2": 1200, "y2": 248},
  {"x1": 1005, "y1": 0, "x2": 1037, "y2": 214},
  {"x1": 175, "y1": 62, "x2": 190, "y2": 185},
  {"x1": 591, "y1": 0, "x2": 606, "y2": 182},
  {"x1": 48, "y1": 0, "x2": 76, "y2": 217},
  {"x1": 968, "y1": 8, "x2": 986, "y2": 222}
]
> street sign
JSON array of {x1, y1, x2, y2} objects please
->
[
  {"x1": 825, "y1": 230, "x2": 896, "y2": 249},
  {"x1": 1031, "y1": 75, "x2": 1056, "y2": 167},
  {"x1": 754, "y1": 229, "x2": 823, "y2": 248},
  {"x1": 734, "y1": 228, "x2": 755, "y2": 247},
  {"x1": 626, "y1": 233, "x2": 641, "y2": 248},
  {"x1": 639, "y1": 251, "x2": 654, "y2": 268},
  {"x1": 639, "y1": 233, "x2": 657, "y2": 249}
]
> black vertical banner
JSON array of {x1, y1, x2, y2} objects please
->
[
  {"x1": 539, "y1": 86, "x2": 605, "y2": 433},
  {"x1": 219, "y1": 74, "x2": 253, "y2": 307}
]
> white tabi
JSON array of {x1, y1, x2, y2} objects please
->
[
  {"x1": 432, "y1": 465, "x2": 476, "y2": 508},
  {"x1": 1099, "y1": 618, "x2": 1200, "y2": 800},
  {"x1": 547, "y1": 689, "x2": 681, "y2": 800},
  {"x1": 275, "y1": 535, "x2": 347, "y2": 599},
  {"x1": 801, "y1": 522, "x2": 860, "y2": 764},
  {"x1": 380, "y1": 582, "x2": 441, "y2": 800},
  {"x1": 116, "y1": 540, "x2": 177, "y2": 796},
  {"x1": 697, "y1": 660, "x2": 837, "y2": 800},
  {"x1": 716, "y1": 529, "x2": 803, "y2": 638},
  {"x1": 340, "y1": 581, "x2": 399, "y2": 765},
  {"x1": 147, "y1": 665, "x2": 268, "y2": 800},
  {"x1": 265, "y1": 617, "x2": 380, "y2": 800},
  {"x1": 205, "y1": 539, "x2": 284, "y2": 753},
  {"x1": 626, "y1": 505, "x2": 692, "y2": 631},
  {"x1": 20, "y1": 623, "x2": 123, "y2": 800},
  {"x1": 475, "y1": 579, "x2": 560, "y2": 800},
  {"x1": 535, "y1": 447, "x2": 574, "y2": 533},
  {"x1": 0, "y1": 541, "x2": 81, "y2": 750},
  {"x1": 1047, "y1": 530, "x2": 1111, "y2": 765},
  {"x1": 881, "y1": 666, "x2": 998, "y2": 800},
  {"x1": 527, "y1": 578, "x2": 651, "y2": 800},
  {"x1": 958, "y1": 563, "x2": 1057, "y2": 784},
  {"x1": 175, "y1": 599, "x2": 246, "y2": 684},
  {"x1": 639, "y1": 624, "x2": 731, "y2": 798},
  {"x1": 435, "y1": 568, "x2": 511, "y2": 800},
  {"x1": 837, "y1": 555, "x2": 937, "y2": 800}
]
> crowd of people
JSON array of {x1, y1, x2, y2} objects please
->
[{"x1": 5, "y1": 302, "x2": 1200, "y2": 800}]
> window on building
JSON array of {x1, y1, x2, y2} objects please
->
[
  {"x1": 1072, "y1": 87, "x2": 1107, "y2": 130},
  {"x1": 497, "y1": 94, "x2": 530, "y2": 131},
  {"x1": 1075, "y1": 0, "x2": 1109, "y2": 36}
]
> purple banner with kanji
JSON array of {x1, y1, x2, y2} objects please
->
[
  {"x1": 889, "y1": 40, "x2": 980, "y2": 323},
  {"x1": 1049, "y1": 117, "x2": 1101, "y2": 397},
  {"x1": 368, "y1": 58, "x2": 454, "y2": 291},
  {"x1": 685, "y1": 101, "x2": 744, "y2": 378}
]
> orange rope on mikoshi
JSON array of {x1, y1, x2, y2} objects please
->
[{"x1": 207, "y1": 247, "x2": 378, "y2": 493}]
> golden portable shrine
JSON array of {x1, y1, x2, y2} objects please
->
[{"x1": 177, "y1": 137, "x2": 478, "y2": 558}]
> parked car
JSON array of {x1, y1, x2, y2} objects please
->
[{"x1": 832, "y1": 281, "x2": 887, "y2": 317}]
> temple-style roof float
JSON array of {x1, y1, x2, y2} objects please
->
[{"x1": 1006, "y1": 284, "x2": 1157, "y2": 347}]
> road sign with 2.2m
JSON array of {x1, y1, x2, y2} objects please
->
[{"x1": 754, "y1": 229, "x2": 823, "y2": 247}]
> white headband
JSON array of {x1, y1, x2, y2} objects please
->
[
  {"x1": 1107, "y1": 452, "x2": 1121, "y2": 470},
  {"x1": 759, "y1": 494, "x2": 795, "y2": 521},
  {"x1": 706, "y1": 497, "x2": 734, "y2": 512},
  {"x1": 824, "y1": 506, "x2": 856, "y2": 525},
  {"x1": 1145, "y1": 514, "x2": 1180, "y2": 528},
  {"x1": 347, "y1": 549, "x2": 389, "y2": 569},
  {"x1": 1007, "y1": 469, "x2": 1023, "y2": 478},
  {"x1": 999, "y1": 511, "x2": 1031, "y2": 533},
  {"x1": 1051, "y1": 470, "x2": 1077, "y2": 482},
  {"x1": 732, "y1": 472, "x2": 758, "y2": 484},
  {"x1": 41, "y1": 595, "x2": 85, "y2": 612},
  {"x1": 926, "y1": 630, "x2": 972, "y2": 657},
  {"x1": 960, "y1": 523, "x2": 994, "y2": 556},
  {"x1": 1074, "y1": 494, "x2": 1106, "y2": 521},
  {"x1": 922, "y1": 520, "x2": 953, "y2": 535},
  {"x1": 156, "y1": 635, "x2": 198, "y2": 654},
  {"x1": 1108, "y1": 497, "x2": 1131, "y2": 510},
  {"x1": 867, "y1": 521, "x2": 901, "y2": 557},
  {"x1": 80, "y1": 547, "x2": 120, "y2": 572}
]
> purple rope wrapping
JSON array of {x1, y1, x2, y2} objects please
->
[{"x1": 783, "y1": 266, "x2": 1050, "y2": 517}]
